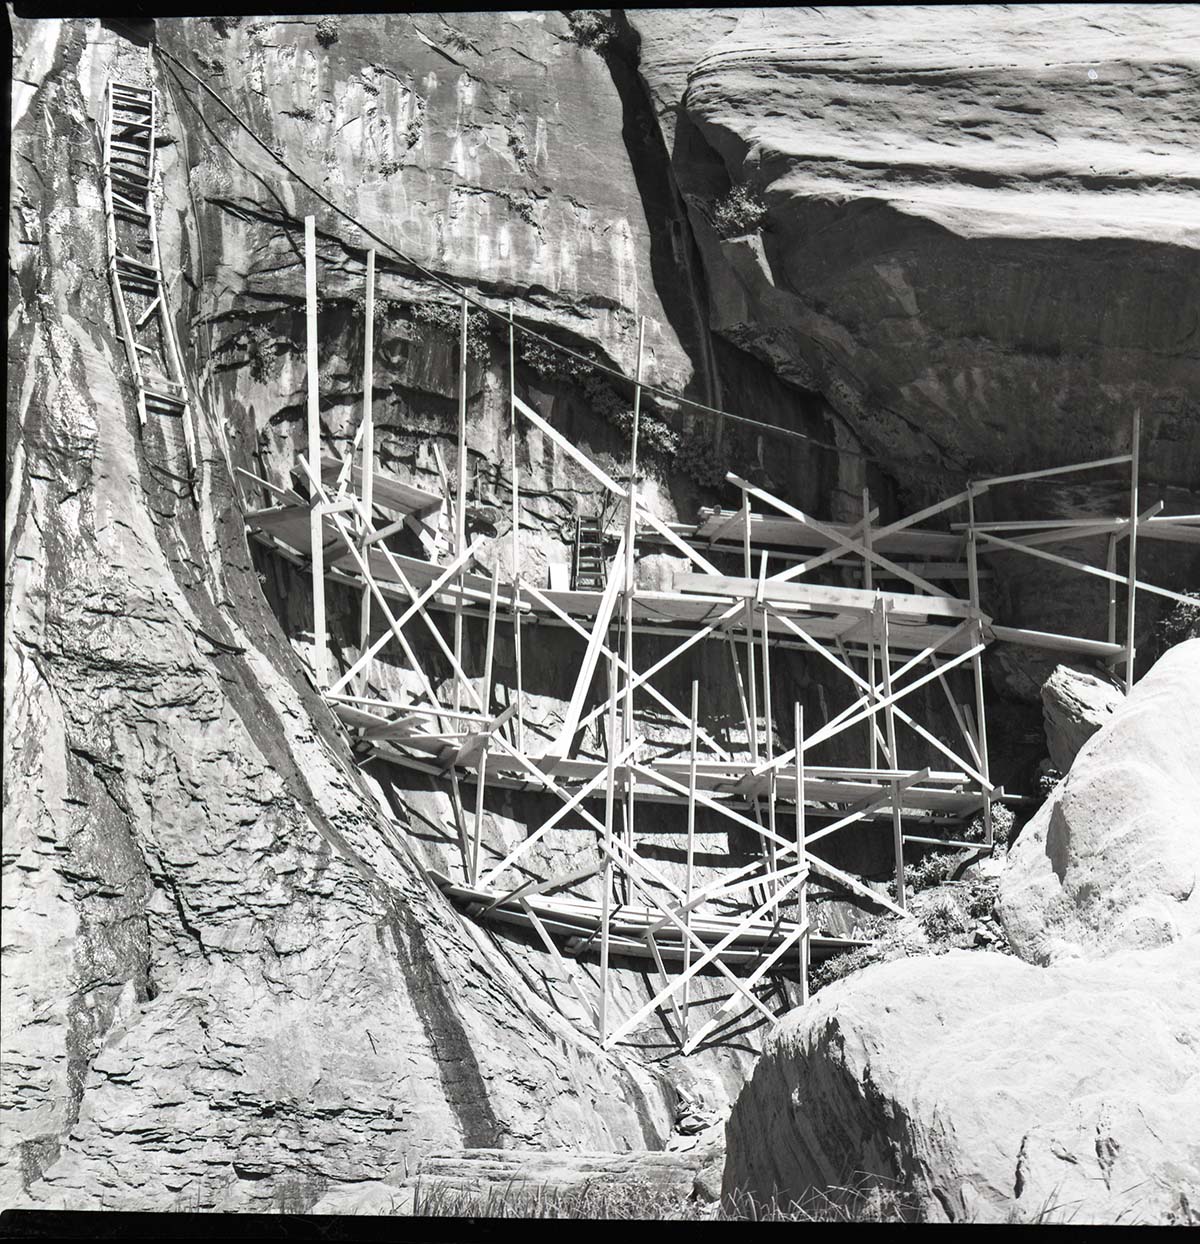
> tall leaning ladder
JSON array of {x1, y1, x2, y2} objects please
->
[{"x1": 101, "y1": 79, "x2": 198, "y2": 495}]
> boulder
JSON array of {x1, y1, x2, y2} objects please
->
[
  {"x1": 1000, "y1": 639, "x2": 1200, "y2": 964},
  {"x1": 723, "y1": 940, "x2": 1200, "y2": 1224},
  {"x1": 1040, "y1": 663, "x2": 1123, "y2": 773}
]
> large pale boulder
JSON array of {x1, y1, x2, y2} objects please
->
[
  {"x1": 1040, "y1": 663, "x2": 1123, "y2": 773},
  {"x1": 1000, "y1": 639, "x2": 1200, "y2": 964},
  {"x1": 724, "y1": 940, "x2": 1200, "y2": 1224}
]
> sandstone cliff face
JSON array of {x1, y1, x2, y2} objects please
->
[
  {"x1": 630, "y1": 4, "x2": 1200, "y2": 491},
  {"x1": 4, "y1": 18, "x2": 685, "y2": 1212},
  {"x1": 723, "y1": 640, "x2": 1200, "y2": 1223},
  {"x1": 7, "y1": 8, "x2": 1199, "y2": 1216}
]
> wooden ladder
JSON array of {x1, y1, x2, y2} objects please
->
[
  {"x1": 572, "y1": 516, "x2": 608, "y2": 591},
  {"x1": 101, "y1": 78, "x2": 198, "y2": 496}
]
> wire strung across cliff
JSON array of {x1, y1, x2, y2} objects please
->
[{"x1": 137, "y1": 30, "x2": 877, "y2": 465}]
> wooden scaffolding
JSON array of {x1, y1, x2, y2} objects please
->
[{"x1": 238, "y1": 218, "x2": 1197, "y2": 1055}]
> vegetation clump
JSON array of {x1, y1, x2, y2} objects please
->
[
  {"x1": 1148, "y1": 590, "x2": 1200, "y2": 664},
  {"x1": 407, "y1": 301, "x2": 492, "y2": 364},
  {"x1": 565, "y1": 9, "x2": 619, "y2": 52},
  {"x1": 315, "y1": 16, "x2": 339, "y2": 48},
  {"x1": 919, "y1": 894, "x2": 969, "y2": 943},
  {"x1": 710, "y1": 184, "x2": 768, "y2": 239},
  {"x1": 206, "y1": 15, "x2": 241, "y2": 37}
]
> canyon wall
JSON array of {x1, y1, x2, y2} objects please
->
[{"x1": 6, "y1": 7, "x2": 1198, "y2": 1213}]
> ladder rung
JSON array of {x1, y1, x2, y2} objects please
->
[
  {"x1": 116, "y1": 254, "x2": 157, "y2": 272},
  {"x1": 111, "y1": 139, "x2": 151, "y2": 154}
]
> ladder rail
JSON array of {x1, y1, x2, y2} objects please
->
[{"x1": 101, "y1": 77, "x2": 199, "y2": 491}]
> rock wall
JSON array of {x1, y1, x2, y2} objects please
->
[
  {"x1": 3, "y1": 17, "x2": 683, "y2": 1212},
  {"x1": 7, "y1": 8, "x2": 1199, "y2": 1215}
]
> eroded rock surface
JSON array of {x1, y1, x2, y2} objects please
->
[
  {"x1": 1040, "y1": 663, "x2": 1123, "y2": 774},
  {"x1": 723, "y1": 940, "x2": 1200, "y2": 1224},
  {"x1": 631, "y1": 4, "x2": 1200, "y2": 494},
  {"x1": 1001, "y1": 639, "x2": 1200, "y2": 963}
]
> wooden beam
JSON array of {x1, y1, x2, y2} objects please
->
[
  {"x1": 513, "y1": 393, "x2": 628, "y2": 499},
  {"x1": 674, "y1": 573, "x2": 981, "y2": 622},
  {"x1": 509, "y1": 308, "x2": 525, "y2": 750},
  {"x1": 548, "y1": 534, "x2": 627, "y2": 761},
  {"x1": 975, "y1": 530, "x2": 1195, "y2": 608},
  {"x1": 972, "y1": 453, "x2": 1132, "y2": 489},
  {"x1": 304, "y1": 216, "x2": 327, "y2": 687},
  {"x1": 728, "y1": 473, "x2": 951, "y2": 598},
  {"x1": 1125, "y1": 410, "x2": 1141, "y2": 693},
  {"x1": 454, "y1": 296, "x2": 469, "y2": 714},
  {"x1": 357, "y1": 248, "x2": 376, "y2": 695}
]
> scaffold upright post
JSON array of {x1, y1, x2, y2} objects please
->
[
  {"x1": 966, "y1": 484, "x2": 993, "y2": 845},
  {"x1": 622, "y1": 317, "x2": 646, "y2": 855},
  {"x1": 1125, "y1": 409, "x2": 1141, "y2": 694},
  {"x1": 454, "y1": 294, "x2": 469, "y2": 713},
  {"x1": 357, "y1": 247, "x2": 375, "y2": 695},
  {"x1": 304, "y1": 215, "x2": 327, "y2": 689}
]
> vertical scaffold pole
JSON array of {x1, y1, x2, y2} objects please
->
[
  {"x1": 966, "y1": 485, "x2": 993, "y2": 846},
  {"x1": 1106, "y1": 532, "x2": 1119, "y2": 647},
  {"x1": 454, "y1": 296, "x2": 469, "y2": 714},
  {"x1": 357, "y1": 248, "x2": 376, "y2": 694},
  {"x1": 683, "y1": 679, "x2": 699, "y2": 1044},
  {"x1": 741, "y1": 489, "x2": 760, "y2": 762},
  {"x1": 1125, "y1": 409, "x2": 1141, "y2": 694},
  {"x1": 600, "y1": 656, "x2": 619, "y2": 1046},
  {"x1": 863, "y1": 487, "x2": 878, "y2": 769},
  {"x1": 509, "y1": 308, "x2": 525, "y2": 750},
  {"x1": 622, "y1": 317, "x2": 646, "y2": 857},
  {"x1": 879, "y1": 598, "x2": 905, "y2": 909},
  {"x1": 795, "y1": 701, "x2": 808, "y2": 1005},
  {"x1": 305, "y1": 215, "x2": 327, "y2": 688},
  {"x1": 758, "y1": 552, "x2": 778, "y2": 896}
]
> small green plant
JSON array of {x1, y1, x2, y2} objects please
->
[
  {"x1": 1148, "y1": 590, "x2": 1200, "y2": 664},
  {"x1": 207, "y1": 15, "x2": 241, "y2": 37},
  {"x1": 1037, "y1": 766, "x2": 1062, "y2": 799},
  {"x1": 409, "y1": 301, "x2": 492, "y2": 363},
  {"x1": 565, "y1": 9, "x2": 618, "y2": 51},
  {"x1": 962, "y1": 802, "x2": 1015, "y2": 846},
  {"x1": 379, "y1": 158, "x2": 403, "y2": 178},
  {"x1": 710, "y1": 184, "x2": 768, "y2": 240},
  {"x1": 315, "y1": 16, "x2": 339, "y2": 48},
  {"x1": 508, "y1": 130, "x2": 530, "y2": 166},
  {"x1": 904, "y1": 850, "x2": 958, "y2": 892},
  {"x1": 441, "y1": 26, "x2": 474, "y2": 54},
  {"x1": 289, "y1": 104, "x2": 317, "y2": 122},
  {"x1": 920, "y1": 896, "x2": 969, "y2": 943},
  {"x1": 676, "y1": 428, "x2": 728, "y2": 490},
  {"x1": 966, "y1": 877, "x2": 999, "y2": 921}
]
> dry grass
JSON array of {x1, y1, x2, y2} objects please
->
[
  {"x1": 411, "y1": 1176, "x2": 919, "y2": 1221},
  {"x1": 410, "y1": 1174, "x2": 1127, "y2": 1223}
]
